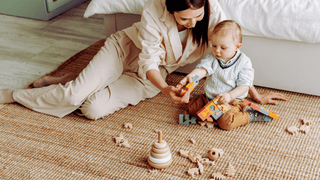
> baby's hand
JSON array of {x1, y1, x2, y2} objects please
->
[
  {"x1": 217, "y1": 93, "x2": 232, "y2": 105},
  {"x1": 176, "y1": 75, "x2": 193, "y2": 94}
]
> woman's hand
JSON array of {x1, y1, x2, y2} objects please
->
[
  {"x1": 176, "y1": 68, "x2": 206, "y2": 90},
  {"x1": 176, "y1": 75, "x2": 193, "y2": 90},
  {"x1": 162, "y1": 86, "x2": 190, "y2": 104},
  {"x1": 249, "y1": 86, "x2": 288, "y2": 105},
  {"x1": 146, "y1": 69, "x2": 191, "y2": 104}
]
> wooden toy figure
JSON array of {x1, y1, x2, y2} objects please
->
[{"x1": 148, "y1": 131, "x2": 172, "y2": 169}]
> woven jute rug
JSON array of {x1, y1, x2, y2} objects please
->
[{"x1": 1, "y1": 39, "x2": 319, "y2": 180}]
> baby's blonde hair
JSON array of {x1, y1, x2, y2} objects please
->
[{"x1": 212, "y1": 20, "x2": 242, "y2": 43}]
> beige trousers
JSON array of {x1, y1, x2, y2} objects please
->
[{"x1": 13, "y1": 31, "x2": 167, "y2": 119}]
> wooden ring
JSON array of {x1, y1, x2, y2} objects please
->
[
  {"x1": 148, "y1": 153, "x2": 171, "y2": 164},
  {"x1": 150, "y1": 151, "x2": 170, "y2": 159},
  {"x1": 148, "y1": 158, "x2": 172, "y2": 169},
  {"x1": 154, "y1": 140, "x2": 167, "y2": 149},
  {"x1": 151, "y1": 145, "x2": 170, "y2": 154}
]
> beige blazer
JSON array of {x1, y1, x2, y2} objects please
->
[{"x1": 123, "y1": 0, "x2": 227, "y2": 80}]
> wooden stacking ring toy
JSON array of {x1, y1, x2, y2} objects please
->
[{"x1": 147, "y1": 131, "x2": 172, "y2": 169}]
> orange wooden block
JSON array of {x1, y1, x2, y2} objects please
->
[
  {"x1": 197, "y1": 107, "x2": 213, "y2": 122},
  {"x1": 242, "y1": 99, "x2": 251, "y2": 106},
  {"x1": 181, "y1": 82, "x2": 194, "y2": 95},
  {"x1": 250, "y1": 103, "x2": 260, "y2": 111},
  {"x1": 181, "y1": 75, "x2": 199, "y2": 95},
  {"x1": 243, "y1": 99, "x2": 279, "y2": 120},
  {"x1": 242, "y1": 99, "x2": 260, "y2": 111},
  {"x1": 197, "y1": 101, "x2": 216, "y2": 122}
]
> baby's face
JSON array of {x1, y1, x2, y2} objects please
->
[{"x1": 211, "y1": 32, "x2": 241, "y2": 62}]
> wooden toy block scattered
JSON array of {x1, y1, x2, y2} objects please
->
[
  {"x1": 190, "y1": 138, "x2": 196, "y2": 144},
  {"x1": 287, "y1": 126, "x2": 299, "y2": 135},
  {"x1": 179, "y1": 114, "x2": 197, "y2": 125},
  {"x1": 114, "y1": 133, "x2": 130, "y2": 148},
  {"x1": 181, "y1": 75, "x2": 199, "y2": 95},
  {"x1": 206, "y1": 122, "x2": 214, "y2": 128},
  {"x1": 200, "y1": 158, "x2": 215, "y2": 166},
  {"x1": 208, "y1": 148, "x2": 224, "y2": 161},
  {"x1": 148, "y1": 169, "x2": 157, "y2": 173},
  {"x1": 198, "y1": 121, "x2": 207, "y2": 127},
  {"x1": 114, "y1": 133, "x2": 124, "y2": 144},
  {"x1": 210, "y1": 172, "x2": 226, "y2": 180},
  {"x1": 187, "y1": 168, "x2": 199, "y2": 178},
  {"x1": 301, "y1": 118, "x2": 312, "y2": 125},
  {"x1": 198, "y1": 121, "x2": 216, "y2": 128},
  {"x1": 180, "y1": 149, "x2": 215, "y2": 166},
  {"x1": 179, "y1": 149, "x2": 189, "y2": 158},
  {"x1": 118, "y1": 139, "x2": 130, "y2": 148},
  {"x1": 197, "y1": 161, "x2": 204, "y2": 175},
  {"x1": 124, "y1": 123, "x2": 133, "y2": 129},
  {"x1": 188, "y1": 152, "x2": 202, "y2": 163},
  {"x1": 224, "y1": 163, "x2": 236, "y2": 177},
  {"x1": 299, "y1": 125, "x2": 310, "y2": 134}
]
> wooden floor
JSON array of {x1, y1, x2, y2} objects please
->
[{"x1": 0, "y1": 1, "x2": 105, "y2": 90}]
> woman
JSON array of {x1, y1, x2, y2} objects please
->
[{"x1": 0, "y1": 0, "x2": 287, "y2": 119}]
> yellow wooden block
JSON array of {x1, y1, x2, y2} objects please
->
[
  {"x1": 201, "y1": 111, "x2": 209, "y2": 119},
  {"x1": 268, "y1": 112, "x2": 279, "y2": 120}
]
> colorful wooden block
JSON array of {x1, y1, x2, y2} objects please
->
[
  {"x1": 197, "y1": 98, "x2": 231, "y2": 122},
  {"x1": 268, "y1": 111, "x2": 279, "y2": 120},
  {"x1": 264, "y1": 116, "x2": 272, "y2": 122},
  {"x1": 179, "y1": 114, "x2": 184, "y2": 123},
  {"x1": 179, "y1": 114, "x2": 197, "y2": 125},
  {"x1": 259, "y1": 108, "x2": 270, "y2": 116},
  {"x1": 197, "y1": 101, "x2": 215, "y2": 122},
  {"x1": 181, "y1": 75, "x2": 199, "y2": 95},
  {"x1": 198, "y1": 108, "x2": 214, "y2": 122},
  {"x1": 211, "y1": 109, "x2": 224, "y2": 120},
  {"x1": 242, "y1": 99, "x2": 251, "y2": 106},
  {"x1": 242, "y1": 99, "x2": 279, "y2": 120},
  {"x1": 212, "y1": 98, "x2": 230, "y2": 112},
  {"x1": 211, "y1": 98, "x2": 231, "y2": 120},
  {"x1": 242, "y1": 99, "x2": 260, "y2": 111}
]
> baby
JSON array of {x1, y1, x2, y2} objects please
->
[{"x1": 180, "y1": 20, "x2": 258, "y2": 130}]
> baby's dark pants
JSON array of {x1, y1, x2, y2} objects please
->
[{"x1": 187, "y1": 94, "x2": 250, "y2": 130}]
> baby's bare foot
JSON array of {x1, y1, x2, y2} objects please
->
[{"x1": 0, "y1": 89, "x2": 15, "y2": 104}]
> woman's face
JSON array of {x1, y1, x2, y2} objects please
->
[{"x1": 173, "y1": 7, "x2": 205, "y2": 29}]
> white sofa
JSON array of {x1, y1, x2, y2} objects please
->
[{"x1": 84, "y1": 0, "x2": 320, "y2": 96}]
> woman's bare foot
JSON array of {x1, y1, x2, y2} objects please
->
[
  {"x1": 33, "y1": 73, "x2": 78, "y2": 88},
  {"x1": 0, "y1": 89, "x2": 15, "y2": 104},
  {"x1": 33, "y1": 76, "x2": 54, "y2": 88}
]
